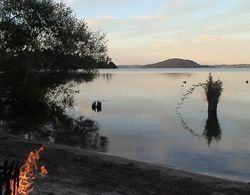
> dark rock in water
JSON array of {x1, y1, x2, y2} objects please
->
[
  {"x1": 92, "y1": 101, "x2": 97, "y2": 111},
  {"x1": 92, "y1": 101, "x2": 102, "y2": 112}
]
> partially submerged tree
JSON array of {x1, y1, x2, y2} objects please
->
[
  {"x1": 0, "y1": 0, "x2": 113, "y2": 72},
  {"x1": 203, "y1": 73, "x2": 223, "y2": 113},
  {"x1": 176, "y1": 73, "x2": 223, "y2": 145}
]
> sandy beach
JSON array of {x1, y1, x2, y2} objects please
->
[{"x1": 0, "y1": 134, "x2": 250, "y2": 195}]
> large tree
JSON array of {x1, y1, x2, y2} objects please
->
[{"x1": 0, "y1": 0, "x2": 111, "y2": 71}]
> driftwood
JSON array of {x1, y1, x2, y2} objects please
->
[{"x1": 0, "y1": 160, "x2": 22, "y2": 195}]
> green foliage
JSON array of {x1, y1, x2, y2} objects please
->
[
  {"x1": 0, "y1": 0, "x2": 111, "y2": 71},
  {"x1": 203, "y1": 73, "x2": 223, "y2": 112},
  {"x1": 204, "y1": 73, "x2": 223, "y2": 100}
]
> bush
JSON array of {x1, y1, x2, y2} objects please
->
[{"x1": 203, "y1": 73, "x2": 223, "y2": 112}]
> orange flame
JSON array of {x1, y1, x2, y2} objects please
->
[
  {"x1": 39, "y1": 166, "x2": 48, "y2": 177},
  {"x1": 11, "y1": 146, "x2": 48, "y2": 195}
]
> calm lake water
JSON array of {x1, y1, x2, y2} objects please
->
[{"x1": 71, "y1": 68, "x2": 250, "y2": 182}]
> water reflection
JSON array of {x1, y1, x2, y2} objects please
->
[
  {"x1": 176, "y1": 112, "x2": 202, "y2": 138},
  {"x1": 74, "y1": 69, "x2": 250, "y2": 181},
  {"x1": 176, "y1": 83, "x2": 222, "y2": 145},
  {"x1": 0, "y1": 71, "x2": 109, "y2": 152},
  {"x1": 161, "y1": 73, "x2": 193, "y2": 78},
  {"x1": 98, "y1": 73, "x2": 113, "y2": 82},
  {"x1": 53, "y1": 117, "x2": 108, "y2": 152},
  {"x1": 203, "y1": 112, "x2": 222, "y2": 146},
  {"x1": 177, "y1": 109, "x2": 222, "y2": 145}
]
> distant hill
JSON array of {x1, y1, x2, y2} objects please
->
[
  {"x1": 142, "y1": 58, "x2": 201, "y2": 68},
  {"x1": 118, "y1": 60, "x2": 250, "y2": 69}
]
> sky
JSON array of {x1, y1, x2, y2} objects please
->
[{"x1": 58, "y1": 0, "x2": 250, "y2": 65}]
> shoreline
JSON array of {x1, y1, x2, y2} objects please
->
[
  {"x1": 91, "y1": 152, "x2": 248, "y2": 183},
  {"x1": 1, "y1": 134, "x2": 250, "y2": 194}
]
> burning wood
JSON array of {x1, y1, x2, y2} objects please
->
[
  {"x1": 17, "y1": 146, "x2": 48, "y2": 195},
  {"x1": 39, "y1": 166, "x2": 48, "y2": 177},
  {"x1": 0, "y1": 160, "x2": 22, "y2": 195},
  {"x1": 1, "y1": 146, "x2": 48, "y2": 195}
]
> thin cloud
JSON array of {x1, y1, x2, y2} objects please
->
[
  {"x1": 135, "y1": 15, "x2": 163, "y2": 21},
  {"x1": 193, "y1": 35, "x2": 231, "y2": 42},
  {"x1": 86, "y1": 14, "x2": 169, "y2": 38},
  {"x1": 55, "y1": 0, "x2": 250, "y2": 64},
  {"x1": 87, "y1": 14, "x2": 165, "y2": 27}
]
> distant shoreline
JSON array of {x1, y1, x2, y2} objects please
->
[
  {"x1": 117, "y1": 58, "x2": 250, "y2": 69},
  {"x1": 118, "y1": 65, "x2": 250, "y2": 68}
]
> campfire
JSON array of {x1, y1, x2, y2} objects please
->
[{"x1": 1, "y1": 146, "x2": 48, "y2": 195}]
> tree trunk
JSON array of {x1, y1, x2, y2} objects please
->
[
  {"x1": 23, "y1": 66, "x2": 30, "y2": 88},
  {"x1": 208, "y1": 101, "x2": 217, "y2": 113}
]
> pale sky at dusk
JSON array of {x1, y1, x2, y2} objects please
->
[{"x1": 58, "y1": 0, "x2": 250, "y2": 65}]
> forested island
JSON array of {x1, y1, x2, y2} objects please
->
[{"x1": 143, "y1": 58, "x2": 201, "y2": 68}]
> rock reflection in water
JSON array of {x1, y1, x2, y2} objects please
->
[{"x1": 0, "y1": 71, "x2": 108, "y2": 152}]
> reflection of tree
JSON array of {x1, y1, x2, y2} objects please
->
[
  {"x1": 203, "y1": 112, "x2": 222, "y2": 146},
  {"x1": 98, "y1": 73, "x2": 113, "y2": 82},
  {"x1": 176, "y1": 78, "x2": 222, "y2": 146},
  {"x1": 53, "y1": 116, "x2": 108, "y2": 152},
  {"x1": 0, "y1": 71, "x2": 108, "y2": 152},
  {"x1": 177, "y1": 111, "x2": 222, "y2": 146},
  {"x1": 177, "y1": 110, "x2": 222, "y2": 146}
]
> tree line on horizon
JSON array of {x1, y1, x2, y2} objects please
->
[{"x1": 0, "y1": 0, "x2": 116, "y2": 72}]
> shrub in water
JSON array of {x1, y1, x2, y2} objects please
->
[{"x1": 203, "y1": 73, "x2": 223, "y2": 112}]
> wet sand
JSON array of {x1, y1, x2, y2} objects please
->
[{"x1": 0, "y1": 134, "x2": 250, "y2": 195}]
